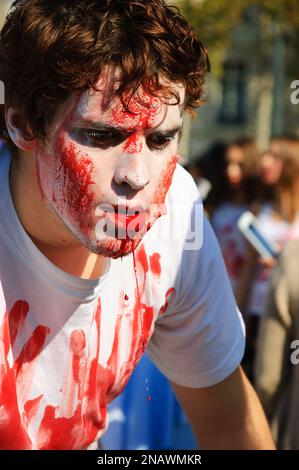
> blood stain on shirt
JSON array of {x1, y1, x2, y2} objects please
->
[
  {"x1": 149, "y1": 253, "x2": 161, "y2": 277},
  {"x1": 159, "y1": 288, "x2": 176, "y2": 316},
  {"x1": 8, "y1": 300, "x2": 29, "y2": 345}
]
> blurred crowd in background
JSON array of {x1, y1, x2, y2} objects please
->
[{"x1": 188, "y1": 135, "x2": 299, "y2": 450}]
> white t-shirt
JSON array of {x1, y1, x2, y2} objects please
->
[{"x1": 0, "y1": 148, "x2": 245, "y2": 450}]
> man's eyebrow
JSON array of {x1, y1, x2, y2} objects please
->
[
  {"x1": 77, "y1": 119, "x2": 182, "y2": 135},
  {"x1": 76, "y1": 119, "x2": 127, "y2": 132},
  {"x1": 155, "y1": 125, "x2": 182, "y2": 136}
]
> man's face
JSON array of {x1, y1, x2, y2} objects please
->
[{"x1": 36, "y1": 70, "x2": 184, "y2": 258}]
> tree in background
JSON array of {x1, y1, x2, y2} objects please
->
[{"x1": 174, "y1": 0, "x2": 299, "y2": 146}]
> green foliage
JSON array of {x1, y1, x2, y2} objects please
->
[
  {"x1": 174, "y1": 0, "x2": 247, "y2": 47},
  {"x1": 174, "y1": 0, "x2": 299, "y2": 75},
  {"x1": 175, "y1": 0, "x2": 299, "y2": 46}
]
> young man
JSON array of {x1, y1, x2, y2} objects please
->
[{"x1": 0, "y1": 0, "x2": 274, "y2": 450}]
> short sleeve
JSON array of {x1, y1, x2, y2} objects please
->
[{"x1": 147, "y1": 215, "x2": 245, "y2": 388}]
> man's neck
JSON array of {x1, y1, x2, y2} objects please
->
[{"x1": 9, "y1": 150, "x2": 106, "y2": 280}]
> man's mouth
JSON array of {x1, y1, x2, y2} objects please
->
[
  {"x1": 114, "y1": 211, "x2": 142, "y2": 227},
  {"x1": 98, "y1": 204, "x2": 147, "y2": 237}
]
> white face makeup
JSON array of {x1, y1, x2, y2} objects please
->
[{"x1": 35, "y1": 69, "x2": 184, "y2": 258}]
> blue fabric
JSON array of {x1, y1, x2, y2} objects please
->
[{"x1": 101, "y1": 354, "x2": 196, "y2": 450}]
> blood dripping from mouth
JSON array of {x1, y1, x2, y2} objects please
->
[{"x1": 131, "y1": 245, "x2": 163, "y2": 354}]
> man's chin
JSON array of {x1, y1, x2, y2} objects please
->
[
  {"x1": 83, "y1": 235, "x2": 144, "y2": 259},
  {"x1": 72, "y1": 215, "x2": 159, "y2": 258}
]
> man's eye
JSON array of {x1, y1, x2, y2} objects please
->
[
  {"x1": 147, "y1": 134, "x2": 174, "y2": 150},
  {"x1": 82, "y1": 129, "x2": 124, "y2": 148}
]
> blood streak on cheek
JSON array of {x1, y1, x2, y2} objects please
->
[
  {"x1": 153, "y1": 154, "x2": 178, "y2": 206},
  {"x1": 54, "y1": 136, "x2": 95, "y2": 230}
]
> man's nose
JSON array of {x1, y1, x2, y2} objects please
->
[{"x1": 113, "y1": 150, "x2": 150, "y2": 191}]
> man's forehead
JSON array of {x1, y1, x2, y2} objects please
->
[
  {"x1": 75, "y1": 70, "x2": 185, "y2": 127},
  {"x1": 92, "y1": 68, "x2": 185, "y2": 103}
]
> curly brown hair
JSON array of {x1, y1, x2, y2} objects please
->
[{"x1": 0, "y1": 0, "x2": 210, "y2": 144}]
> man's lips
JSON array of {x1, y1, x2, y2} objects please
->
[
  {"x1": 114, "y1": 211, "x2": 144, "y2": 227},
  {"x1": 100, "y1": 204, "x2": 147, "y2": 231},
  {"x1": 100, "y1": 203, "x2": 146, "y2": 214}
]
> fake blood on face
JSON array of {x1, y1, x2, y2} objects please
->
[
  {"x1": 153, "y1": 154, "x2": 179, "y2": 206},
  {"x1": 54, "y1": 137, "x2": 95, "y2": 230},
  {"x1": 111, "y1": 211, "x2": 143, "y2": 232},
  {"x1": 111, "y1": 92, "x2": 161, "y2": 144},
  {"x1": 110, "y1": 91, "x2": 161, "y2": 160}
]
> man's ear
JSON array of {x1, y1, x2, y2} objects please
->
[{"x1": 5, "y1": 107, "x2": 36, "y2": 151}]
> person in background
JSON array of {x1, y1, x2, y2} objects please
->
[
  {"x1": 198, "y1": 141, "x2": 228, "y2": 215},
  {"x1": 237, "y1": 137, "x2": 299, "y2": 381},
  {"x1": 255, "y1": 239, "x2": 299, "y2": 449},
  {"x1": 207, "y1": 137, "x2": 260, "y2": 292}
]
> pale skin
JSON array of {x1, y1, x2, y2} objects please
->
[
  {"x1": 172, "y1": 367, "x2": 275, "y2": 449},
  {"x1": 6, "y1": 68, "x2": 275, "y2": 449}
]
